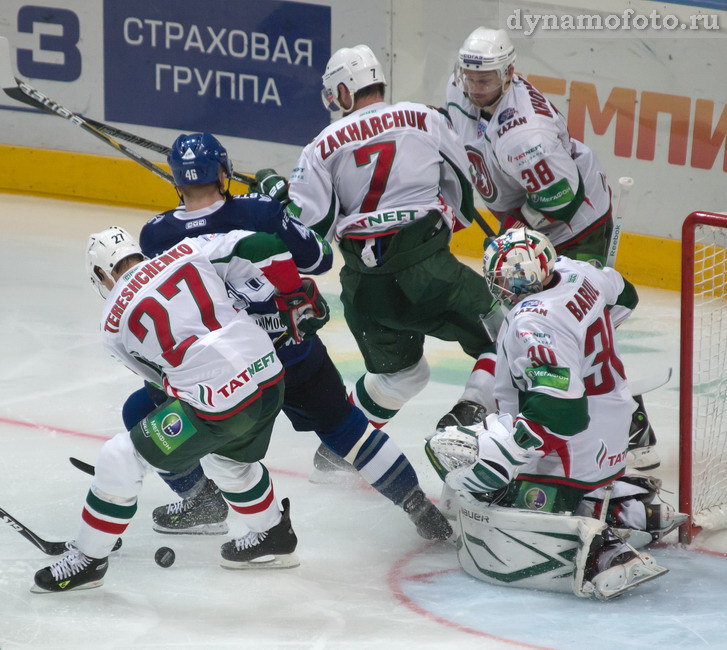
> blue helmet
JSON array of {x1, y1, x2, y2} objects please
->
[{"x1": 167, "y1": 133, "x2": 233, "y2": 186}]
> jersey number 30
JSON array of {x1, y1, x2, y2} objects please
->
[{"x1": 584, "y1": 311, "x2": 626, "y2": 395}]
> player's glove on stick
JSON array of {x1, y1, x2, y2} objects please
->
[
  {"x1": 273, "y1": 278, "x2": 330, "y2": 343},
  {"x1": 250, "y1": 168, "x2": 290, "y2": 206}
]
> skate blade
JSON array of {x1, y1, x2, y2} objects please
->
[
  {"x1": 611, "y1": 528, "x2": 653, "y2": 549},
  {"x1": 596, "y1": 566, "x2": 669, "y2": 601},
  {"x1": 220, "y1": 552, "x2": 300, "y2": 570},
  {"x1": 308, "y1": 467, "x2": 362, "y2": 486},
  {"x1": 30, "y1": 579, "x2": 104, "y2": 594},
  {"x1": 153, "y1": 522, "x2": 229, "y2": 535}
]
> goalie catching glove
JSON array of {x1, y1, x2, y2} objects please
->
[
  {"x1": 273, "y1": 278, "x2": 330, "y2": 343},
  {"x1": 426, "y1": 413, "x2": 546, "y2": 493},
  {"x1": 249, "y1": 168, "x2": 290, "y2": 206}
]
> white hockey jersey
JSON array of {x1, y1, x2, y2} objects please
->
[
  {"x1": 446, "y1": 74, "x2": 611, "y2": 249},
  {"x1": 495, "y1": 257, "x2": 635, "y2": 488},
  {"x1": 288, "y1": 101, "x2": 476, "y2": 240},
  {"x1": 100, "y1": 232, "x2": 285, "y2": 418}
]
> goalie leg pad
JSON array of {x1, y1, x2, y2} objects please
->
[{"x1": 455, "y1": 493, "x2": 607, "y2": 598}]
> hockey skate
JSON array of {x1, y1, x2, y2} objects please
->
[
  {"x1": 590, "y1": 551, "x2": 668, "y2": 600},
  {"x1": 402, "y1": 488, "x2": 454, "y2": 541},
  {"x1": 32, "y1": 544, "x2": 108, "y2": 593},
  {"x1": 220, "y1": 498, "x2": 299, "y2": 569},
  {"x1": 436, "y1": 400, "x2": 487, "y2": 431},
  {"x1": 626, "y1": 395, "x2": 660, "y2": 471},
  {"x1": 152, "y1": 478, "x2": 229, "y2": 535},
  {"x1": 308, "y1": 443, "x2": 360, "y2": 485},
  {"x1": 645, "y1": 502, "x2": 689, "y2": 542}
]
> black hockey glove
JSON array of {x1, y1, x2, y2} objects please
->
[
  {"x1": 273, "y1": 278, "x2": 330, "y2": 343},
  {"x1": 249, "y1": 168, "x2": 290, "y2": 206}
]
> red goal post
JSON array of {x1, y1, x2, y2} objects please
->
[{"x1": 680, "y1": 211, "x2": 727, "y2": 543}]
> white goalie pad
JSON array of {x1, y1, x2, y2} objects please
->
[{"x1": 455, "y1": 492, "x2": 607, "y2": 598}]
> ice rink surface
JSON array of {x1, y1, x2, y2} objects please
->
[{"x1": 1, "y1": 194, "x2": 726, "y2": 649}]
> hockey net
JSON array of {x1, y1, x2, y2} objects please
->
[{"x1": 680, "y1": 212, "x2": 727, "y2": 543}]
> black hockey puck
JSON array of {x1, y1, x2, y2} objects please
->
[{"x1": 154, "y1": 546, "x2": 175, "y2": 568}]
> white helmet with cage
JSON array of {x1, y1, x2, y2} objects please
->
[
  {"x1": 86, "y1": 226, "x2": 143, "y2": 298},
  {"x1": 458, "y1": 27, "x2": 516, "y2": 77},
  {"x1": 321, "y1": 44, "x2": 386, "y2": 112},
  {"x1": 483, "y1": 228, "x2": 557, "y2": 307}
]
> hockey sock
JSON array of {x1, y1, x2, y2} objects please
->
[
  {"x1": 345, "y1": 425, "x2": 419, "y2": 505},
  {"x1": 350, "y1": 376, "x2": 398, "y2": 427},
  {"x1": 350, "y1": 358, "x2": 430, "y2": 427},
  {"x1": 216, "y1": 462, "x2": 281, "y2": 532},
  {"x1": 76, "y1": 488, "x2": 137, "y2": 558}
]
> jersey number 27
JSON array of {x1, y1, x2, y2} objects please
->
[{"x1": 128, "y1": 264, "x2": 222, "y2": 367}]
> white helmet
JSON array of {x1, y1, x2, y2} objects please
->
[
  {"x1": 483, "y1": 228, "x2": 557, "y2": 306},
  {"x1": 86, "y1": 226, "x2": 142, "y2": 298},
  {"x1": 458, "y1": 27, "x2": 516, "y2": 78},
  {"x1": 321, "y1": 44, "x2": 386, "y2": 112}
]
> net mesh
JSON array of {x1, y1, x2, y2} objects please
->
[{"x1": 691, "y1": 222, "x2": 727, "y2": 530}]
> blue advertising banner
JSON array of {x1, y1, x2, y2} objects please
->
[{"x1": 103, "y1": 0, "x2": 331, "y2": 146}]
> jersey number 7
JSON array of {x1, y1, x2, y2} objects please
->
[{"x1": 354, "y1": 141, "x2": 396, "y2": 212}]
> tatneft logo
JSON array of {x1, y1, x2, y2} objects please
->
[{"x1": 507, "y1": 9, "x2": 720, "y2": 37}]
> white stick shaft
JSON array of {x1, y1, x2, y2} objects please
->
[{"x1": 606, "y1": 176, "x2": 634, "y2": 268}]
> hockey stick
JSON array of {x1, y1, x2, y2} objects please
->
[
  {"x1": 80, "y1": 116, "x2": 257, "y2": 186},
  {"x1": 0, "y1": 37, "x2": 257, "y2": 188},
  {"x1": 629, "y1": 367, "x2": 672, "y2": 396},
  {"x1": 605, "y1": 176, "x2": 634, "y2": 268},
  {"x1": 70, "y1": 456, "x2": 95, "y2": 476},
  {"x1": 472, "y1": 211, "x2": 496, "y2": 238},
  {"x1": 0, "y1": 505, "x2": 121, "y2": 555},
  {"x1": 0, "y1": 37, "x2": 174, "y2": 184}
]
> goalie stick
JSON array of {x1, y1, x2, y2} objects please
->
[
  {"x1": 606, "y1": 176, "x2": 634, "y2": 268},
  {"x1": 0, "y1": 505, "x2": 121, "y2": 555},
  {"x1": 0, "y1": 36, "x2": 256, "y2": 187}
]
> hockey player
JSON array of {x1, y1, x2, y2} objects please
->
[
  {"x1": 33, "y1": 226, "x2": 302, "y2": 592},
  {"x1": 426, "y1": 228, "x2": 686, "y2": 600},
  {"x1": 132, "y1": 133, "x2": 452, "y2": 542},
  {"x1": 254, "y1": 44, "x2": 499, "y2": 441},
  {"x1": 446, "y1": 27, "x2": 658, "y2": 470}
]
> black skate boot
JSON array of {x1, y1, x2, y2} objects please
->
[
  {"x1": 308, "y1": 443, "x2": 359, "y2": 485},
  {"x1": 402, "y1": 488, "x2": 454, "y2": 541},
  {"x1": 153, "y1": 478, "x2": 229, "y2": 535},
  {"x1": 220, "y1": 498, "x2": 299, "y2": 569},
  {"x1": 437, "y1": 400, "x2": 487, "y2": 431},
  {"x1": 626, "y1": 395, "x2": 660, "y2": 471},
  {"x1": 32, "y1": 544, "x2": 108, "y2": 593}
]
